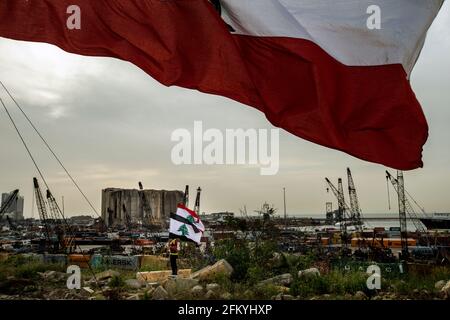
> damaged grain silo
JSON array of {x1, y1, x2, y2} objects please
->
[{"x1": 101, "y1": 187, "x2": 184, "y2": 228}]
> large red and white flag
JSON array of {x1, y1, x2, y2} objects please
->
[{"x1": 0, "y1": 0, "x2": 444, "y2": 169}]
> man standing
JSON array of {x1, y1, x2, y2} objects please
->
[{"x1": 168, "y1": 238, "x2": 181, "y2": 276}]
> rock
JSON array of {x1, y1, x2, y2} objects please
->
[
  {"x1": 282, "y1": 294, "x2": 294, "y2": 300},
  {"x1": 413, "y1": 289, "x2": 420, "y2": 295},
  {"x1": 191, "y1": 285, "x2": 204, "y2": 297},
  {"x1": 38, "y1": 271, "x2": 56, "y2": 279},
  {"x1": 258, "y1": 273, "x2": 293, "y2": 287},
  {"x1": 440, "y1": 280, "x2": 450, "y2": 299},
  {"x1": 205, "y1": 290, "x2": 217, "y2": 300},
  {"x1": 152, "y1": 286, "x2": 168, "y2": 300},
  {"x1": 125, "y1": 279, "x2": 144, "y2": 290},
  {"x1": 435, "y1": 280, "x2": 446, "y2": 291},
  {"x1": 82, "y1": 287, "x2": 95, "y2": 294},
  {"x1": 322, "y1": 294, "x2": 331, "y2": 299},
  {"x1": 221, "y1": 292, "x2": 232, "y2": 300},
  {"x1": 273, "y1": 286, "x2": 290, "y2": 294},
  {"x1": 274, "y1": 293, "x2": 283, "y2": 300},
  {"x1": 96, "y1": 270, "x2": 120, "y2": 281},
  {"x1": 354, "y1": 291, "x2": 368, "y2": 300},
  {"x1": 90, "y1": 294, "x2": 106, "y2": 301},
  {"x1": 344, "y1": 293, "x2": 353, "y2": 300},
  {"x1": 206, "y1": 283, "x2": 220, "y2": 292},
  {"x1": 298, "y1": 268, "x2": 320, "y2": 279},
  {"x1": 191, "y1": 259, "x2": 233, "y2": 281},
  {"x1": 372, "y1": 296, "x2": 382, "y2": 301},
  {"x1": 163, "y1": 277, "x2": 199, "y2": 297},
  {"x1": 145, "y1": 282, "x2": 160, "y2": 289},
  {"x1": 126, "y1": 293, "x2": 140, "y2": 300}
]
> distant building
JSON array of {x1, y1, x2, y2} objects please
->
[
  {"x1": 201, "y1": 211, "x2": 235, "y2": 223},
  {"x1": 1, "y1": 191, "x2": 24, "y2": 220},
  {"x1": 101, "y1": 188, "x2": 184, "y2": 227},
  {"x1": 69, "y1": 215, "x2": 95, "y2": 226}
]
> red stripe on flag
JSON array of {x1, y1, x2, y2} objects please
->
[
  {"x1": 177, "y1": 203, "x2": 200, "y2": 220},
  {"x1": 0, "y1": 0, "x2": 428, "y2": 169}
]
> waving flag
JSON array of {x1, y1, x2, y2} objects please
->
[
  {"x1": 0, "y1": 0, "x2": 444, "y2": 169},
  {"x1": 169, "y1": 204, "x2": 204, "y2": 244}
]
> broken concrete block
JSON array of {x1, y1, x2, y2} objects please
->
[
  {"x1": 163, "y1": 277, "x2": 199, "y2": 297},
  {"x1": 298, "y1": 268, "x2": 320, "y2": 279},
  {"x1": 191, "y1": 259, "x2": 233, "y2": 281},
  {"x1": 82, "y1": 287, "x2": 95, "y2": 294},
  {"x1": 136, "y1": 269, "x2": 191, "y2": 282},
  {"x1": 125, "y1": 279, "x2": 144, "y2": 289},
  {"x1": 96, "y1": 270, "x2": 120, "y2": 281},
  {"x1": 191, "y1": 285, "x2": 204, "y2": 297},
  {"x1": 258, "y1": 273, "x2": 293, "y2": 287},
  {"x1": 206, "y1": 283, "x2": 220, "y2": 292},
  {"x1": 152, "y1": 286, "x2": 169, "y2": 300},
  {"x1": 435, "y1": 280, "x2": 446, "y2": 291}
]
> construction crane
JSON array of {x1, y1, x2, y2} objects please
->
[
  {"x1": 325, "y1": 178, "x2": 351, "y2": 246},
  {"x1": 0, "y1": 189, "x2": 19, "y2": 219},
  {"x1": 184, "y1": 185, "x2": 189, "y2": 207},
  {"x1": 386, "y1": 171, "x2": 429, "y2": 249},
  {"x1": 46, "y1": 190, "x2": 61, "y2": 222},
  {"x1": 33, "y1": 177, "x2": 52, "y2": 243},
  {"x1": 194, "y1": 187, "x2": 202, "y2": 216},
  {"x1": 347, "y1": 168, "x2": 363, "y2": 231},
  {"x1": 46, "y1": 189, "x2": 72, "y2": 252}
]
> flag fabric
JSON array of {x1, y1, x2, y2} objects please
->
[
  {"x1": 0, "y1": 0, "x2": 444, "y2": 169},
  {"x1": 169, "y1": 204, "x2": 204, "y2": 244}
]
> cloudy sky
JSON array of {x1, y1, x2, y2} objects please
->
[{"x1": 0, "y1": 3, "x2": 449, "y2": 218}]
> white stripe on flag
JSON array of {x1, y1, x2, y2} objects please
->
[
  {"x1": 221, "y1": 0, "x2": 443, "y2": 74},
  {"x1": 176, "y1": 207, "x2": 205, "y2": 232},
  {"x1": 169, "y1": 218, "x2": 202, "y2": 244}
]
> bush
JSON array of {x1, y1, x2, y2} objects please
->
[{"x1": 109, "y1": 275, "x2": 125, "y2": 288}]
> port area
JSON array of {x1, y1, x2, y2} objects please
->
[{"x1": 0, "y1": 215, "x2": 449, "y2": 301}]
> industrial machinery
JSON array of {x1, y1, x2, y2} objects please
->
[
  {"x1": 386, "y1": 171, "x2": 428, "y2": 235},
  {"x1": 33, "y1": 177, "x2": 52, "y2": 244},
  {"x1": 184, "y1": 185, "x2": 189, "y2": 207},
  {"x1": 386, "y1": 170, "x2": 432, "y2": 260},
  {"x1": 194, "y1": 187, "x2": 202, "y2": 216},
  {"x1": 325, "y1": 177, "x2": 351, "y2": 247},
  {"x1": 347, "y1": 168, "x2": 363, "y2": 230}
]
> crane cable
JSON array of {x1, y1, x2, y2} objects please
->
[
  {"x1": 0, "y1": 80, "x2": 100, "y2": 218},
  {"x1": 0, "y1": 95, "x2": 100, "y2": 287},
  {"x1": 1, "y1": 80, "x2": 149, "y2": 285}
]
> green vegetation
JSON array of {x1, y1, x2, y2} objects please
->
[{"x1": 0, "y1": 255, "x2": 65, "y2": 280}]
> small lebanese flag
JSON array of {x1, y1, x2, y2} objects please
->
[{"x1": 169, "y1": 204, "x2": 205, "y2": 245}]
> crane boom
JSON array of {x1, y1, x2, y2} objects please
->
[
  {"x1": 325, "y1": 178, "x2": 351, "y2": 242},
  {"x1": 386, "y1": 171, "x2": 429, "y2": 246},
  {"x1": 347, "y1": 168, "x2": 363, "y2": 231},
  {"x1": 46, "y1": 190, "x2": 61, "y2": 221},
  {"x1": 33, "y1": 178, "x2": 51, "y2": 242},
  {"x1": 184, "y1": 185, "x2": 189, "y2": 207},
  {"x1": 396, "y1": 171, "x2": 409, "y2": 259},
  {"x1": 194, "y1": 187, "x2": 202, "y2": 216}
]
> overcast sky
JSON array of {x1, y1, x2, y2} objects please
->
[{"x1": 0, "y1": 3, "x2": 449, "y2": 218}]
